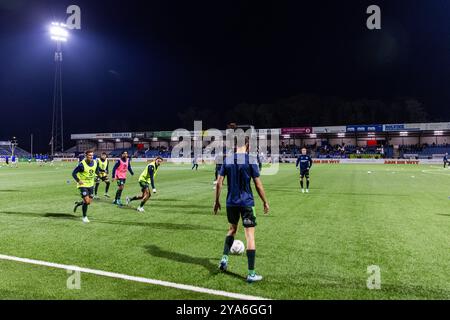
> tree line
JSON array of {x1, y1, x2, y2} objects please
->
[{"x1": 177, "y1": 94, "x2": 429, "y2": 129}]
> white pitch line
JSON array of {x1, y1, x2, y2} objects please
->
[
  {"x1": 421, "y1": 169, "x2": 450, "y2": 176},
  {"x1": 0, "y1": 254, "x2": 269, "y2": 301}
]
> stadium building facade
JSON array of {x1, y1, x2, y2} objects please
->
[{"x1": 70, "y1": 122, "x2": 450, "y2": 161}]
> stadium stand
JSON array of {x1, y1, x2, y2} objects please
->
[
  {"x1": 400, "y1": 144, "x2": 450, "y2": 159},
  {"x1": 0, "y1": 145, "x2": 31, "y2": 157}
]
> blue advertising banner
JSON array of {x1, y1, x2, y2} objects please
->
[{"x1": 346, "y1": 125, "x2": 383, "y2": 133}]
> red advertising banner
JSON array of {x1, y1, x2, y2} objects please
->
[{"x1": 281, "y1": 127, "x2": 313, "y2": 135}]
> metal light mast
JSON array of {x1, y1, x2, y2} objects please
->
[{"x1": 50, "y1": 22, "x2": 69, "y2": 156}]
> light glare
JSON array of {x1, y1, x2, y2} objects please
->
[{"x1": 50, "y1": 22, "x2": 69, "y2": 42}]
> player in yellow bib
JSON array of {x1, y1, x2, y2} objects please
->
[
  {"x1": 72, "y1": 150, "x2": 99, "y2": 223},
  {"x1": 94, "y1": 152, "x2": 111, "y2": 199},
  {"x1": 126, "y1": 157, "x2": 163, "y2": 212}
]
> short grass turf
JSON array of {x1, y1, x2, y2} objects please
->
[{"x1": 0, "y1": 162, "x2": 450, "y2": 300}]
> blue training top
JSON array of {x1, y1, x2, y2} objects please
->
[{"x1": 219, "y1": 153, "x2": 260, "y2": 207}]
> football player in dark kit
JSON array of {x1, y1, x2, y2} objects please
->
[
  {"x1": 296, "y1": 147, "x2": 313, "y2": 193},
  {"x1": 214, "y1": 137, "x2": 269, "y2": 283}
]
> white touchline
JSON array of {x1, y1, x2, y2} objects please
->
[
  {"x1": 0, "y1": 254, "x2": 269, "y2": 301},
  {"x1": 421, "y1": 169, "x2": 450, "y2": 176}
]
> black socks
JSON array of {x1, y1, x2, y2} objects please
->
[
  {"x1": 223, "y1": 236, "x2": 235, "y2": 255},
  {"x1": 82, "y1": 203, "x2": 88, "y2": 218},
  {"x1": 247, "y1": 250, "x2": 256, "y2": 272}
]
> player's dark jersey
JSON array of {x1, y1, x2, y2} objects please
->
[
  {"x1": 78, "y1": 154, "x2": 85, "y2": 162},
  {"x1": 296, "y1": 155, "x2": 312, "y2": 171},
  {"x1": 219, "y1": 154, "x2": 260, "y2": 207},
  {"x1": 444, "y1": 155, "x2": 448, "y2": 163}
]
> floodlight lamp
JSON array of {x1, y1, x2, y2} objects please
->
[{"x1": 50, "y1": 22, "x2": 69, "y2": 42}]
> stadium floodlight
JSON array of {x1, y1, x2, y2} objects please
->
[
  {"x1": 309, "y1": 134, "x2": 317, "y2": 138},
  {"x1": 50, "y1": 22, "x2": 69, "y2": 42},
  {"x1": 400, "y1": 131, "x2": 408, "y2": 137},
  {"x1": 434, "y1": 131, "x2": 444, "y2": 136},
  {"x1": 338, "y1": 133, "x2": 346, "y2": 138}
]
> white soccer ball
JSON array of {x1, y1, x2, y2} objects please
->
[{"x1": 230, "y1": 240, "x2": 245, "y2": 255}]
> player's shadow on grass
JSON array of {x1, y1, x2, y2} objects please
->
[
  {"x1": 152, "y1": 198, "x2": 185, "y2": 202},
  {"x1": 94, "y1": 219, "x2": 221, "y2": 231},
  {"x1": 158, "y1": 203, "x2": 213, "y2": 210},
  {"x1": 144, "y1": 245, "x2": 244, "y2": 280},
  {"x1": 436, "y1": 213, "x2": 450, "y2": 217},
  {"x1": 151, "y1": 207, "x2": 216, "y2": 217},
  {"x1": 0, "y1": 211, "x2": 220, "y2": 231},
  {"x1": 44, "y1": 213, "x2": 78, "y2": 219},
  {"x1": 0, "y1": 211, "x2": 78, "y2": 220},
  {"x1": 114, "y1": 204, "x2": 215, "y2": 217},
  {"x1": 117, "y1": 202, "x2": 215, "y2": 216}
]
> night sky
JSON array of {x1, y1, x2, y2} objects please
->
[{"x1": 1, "y1": 0, "x2": 450, "y2": 152}]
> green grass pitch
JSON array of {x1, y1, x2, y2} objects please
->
[{"x1": 0, "y1": 161, "x2": 450, "y2": 300}]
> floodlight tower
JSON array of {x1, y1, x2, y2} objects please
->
[{"x1": 49, "y1": 22, "x2": 69, "y2": 156}]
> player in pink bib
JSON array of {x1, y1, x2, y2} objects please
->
[{"x1": 111, "y1": 151, "x2": 134, "y2": 206}]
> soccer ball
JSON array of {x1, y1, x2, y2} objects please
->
[{"x1": 230, "y1": 240, "x2": 245, "y2": 255}]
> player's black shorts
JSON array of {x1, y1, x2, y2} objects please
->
[
  {"x1": 116, "y1": 179, "x2": 126, "y2": 186},
  {"x1": 139, "y1": 181, "x2": 150, "y2": 192},
  {"x1": 226, "y1": 206, "x2": 257, "y2": 228},
  {"x1": 300, "y1": 169, "x2": 310, "y2": 178},
  {"x1": 79, "y1": 187, "x2": 94, "y2": 198},
  {"x1": 95, "y1": 175, "x2": 109, "y2": 183}
]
